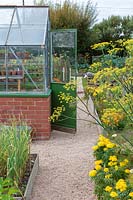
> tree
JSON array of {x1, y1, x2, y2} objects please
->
[{"x1": 92, "y1": 15, "x2": 133, "y2": 43}]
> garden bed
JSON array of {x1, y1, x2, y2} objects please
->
[{"x1": 15, "y1": 154, "x2": 39, "y2": 200}]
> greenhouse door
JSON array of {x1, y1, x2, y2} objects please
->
[{"x1": 51, "y1": 29, "x2": 77, "y2": 133}]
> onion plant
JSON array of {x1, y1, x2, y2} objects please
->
[{"x1": 0, "y1": 121, "x2": 31, "y2": 185}]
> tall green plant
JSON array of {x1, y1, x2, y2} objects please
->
[{"x1": 0, "y1": 121, "x2": 31, "y2": 184}]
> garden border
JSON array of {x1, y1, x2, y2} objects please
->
[{"x1": 15, "y1": 154, "x2": 39, "y2": 200}]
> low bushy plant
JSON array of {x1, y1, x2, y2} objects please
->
[
  {"x1": 89, "y1": 134, "x2": 133, "y2": 200},
  {"x1": 0, "y1": 177, "x2": 19, "y2": 200}
]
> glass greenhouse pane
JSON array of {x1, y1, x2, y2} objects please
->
[
  {"x1": 0, "y1": 46, "x2": 48, "y2": 93},
  {"x1": 51, "y1": 30, "x2": 77, "y2": 83},
  {"x1": 52, "y1": 31, "x2": 75, "y2": 48},
  {"x1": 8, "y1": 28, "x2": 46, "y2": 45},
  {"x1": 0, "y1": 7, "x2": 48, "y2": 45},
  {"x1": 7, "y1": 7, "x2": 48, "y2": 45},
  {"x1": 17, "y1": 7, "x2": 48, "y2": 25},
  {"x1": 0, "y1": 6, "x2": 50, "y2": 94},
  {"x1": 0, "y1": 8, "x2": 14, "y2": 45}
]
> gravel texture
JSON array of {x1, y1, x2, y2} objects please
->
[{"x1": 31, "y1": 78, "x2": 98, "y2": 200}]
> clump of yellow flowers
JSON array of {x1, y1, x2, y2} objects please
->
[
  {"x1": 101, "y1": 108, "x2": 125, "y2": 129},
  {"x1": 89, "y1": 134, "x2": 133, "y2": 200}
]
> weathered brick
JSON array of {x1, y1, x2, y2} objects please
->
[{"x1": 0, "y1": 96, "x2": 51, "y2": 140}]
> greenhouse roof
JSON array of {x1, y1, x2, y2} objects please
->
[{"x1": 0, "y1": 6, "x2": 49, "y2": 46}]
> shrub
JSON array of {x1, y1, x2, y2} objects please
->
[{"x1": 89, "y1": 135, "x2": 133, "y2": 200}]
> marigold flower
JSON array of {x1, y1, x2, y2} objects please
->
[
  {"x1": 108, "y1": 162, "x2": 114, "y2": 167},
  {"x1": 98, "y1": 141, "x2": 105, "y2": 147},
  {"x1": 95, "y1": 165, "x2": 102, "y2": 170},
  {"x1": 105, "y1": 174, "x2": 112, "y2": 179},
  {"x1": 129, "y1": 192, "x2": 133, "y2": 197},
  {"x1": 109, "y1": 156, "x2": 117, "y2": 162},
  {"x1": 105, "y1": 186, "x2": 112, "y2": 192},
  {"x1": 92, "y1": 145, "x2": 99, "y2": 151},
  {"x1": 125, "y1": 169, "x2": 130, "y2": 173},
  {"x1": 89, "y1": 170, "x2": 97, "y2": 177},
  {"x1": 94, "y1": 160, "x2": 103, "y2": 165},
  {"x1": 115, "y1": 166, "x2": 119, "y2": 171},
  {"x1": 104, "y1": 168, "x2": 109, "y2": 173},
  {"x1": 116, "y1": 179, "x2": 127, "y2": 192},
  {"x1": 106, "y1": 143, "x2": 115, "y2": 148},
  {"x1": 120, "y1": 161, "x2": 128, "y2": 167},
  {"x1": 110, "y1": 191, "x2": 118, "y2": 198},
  {"x1": 124, "y1": 159, "x2": 129, "y2": 163}
]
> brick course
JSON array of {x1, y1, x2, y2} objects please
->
[{"x1": 0, "y1": 96, "x2": 51, "y2": 140}]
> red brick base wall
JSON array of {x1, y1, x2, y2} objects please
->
[{"x1": 0, "y1": 96, "x2": 51, "y2": 140}]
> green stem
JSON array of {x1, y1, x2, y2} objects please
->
[
  {"x1": 121, "y1": 134, "x2": 133, "y2": 147},
  {"x1": 78, "y1": 95, "x2": 105, "y2": 129}
]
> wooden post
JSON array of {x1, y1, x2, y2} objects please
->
[{"x1": 18, "y1": 79, "x2": 21, "y2": 91}]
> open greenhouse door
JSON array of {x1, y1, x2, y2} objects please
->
[{"x1": 51, "y1": 29, "x2": 77, "y2": 133}]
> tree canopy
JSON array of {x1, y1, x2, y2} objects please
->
[{"x1": 92, "y1": 15, "x2": 133, "y2": 43}]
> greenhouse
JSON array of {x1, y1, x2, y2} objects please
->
[
  {"x1": 0, "y1": 5, "x2": 77, "y2": 139},
  {"x1": 0, "y1": 6, "x2": 50, "y2": 93}
]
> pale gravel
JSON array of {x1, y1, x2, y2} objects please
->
[{"x1": 30, "y1": 78, "x2": 98, "y2": 200}]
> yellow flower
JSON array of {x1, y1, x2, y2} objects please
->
[
  {"x1": 109, "y1": 156, "x2": 117, "y2": 162},
  {"x1": 108, "y1": 161, "x2": 114, "y2": 167},
  {"x1": 95, "y1": 165, "x2": 102, "y2": 170},
  {"x1": 125, "y1": 169, "x2": 130, "y2": 174},
  {"x1": 104, "y1": 168, "x2": 109, "y2": 173},
  {"x1": 129, "y1": 192, "x2": 133, "y2": 197},
  {"x1": 95, "y1": 160, "x2": 103, "y2": 165},
  {"x1": 115, "y1": 166, "x2": 119, "y2": 171},
  {"x1": 98, "y1": 141, "x2": 105, "y2": 147},
  {"x1": 116, "y1": 179, "x2": 127, "y2": 192},
  {"x1": 92, "y1": 145, "x2": 99, "y2": 151},
  {"x1": 105, "y1": 186, "x2": 112, "y2": 192},
  {"x1": 106, "y1": 143, "x2": 115, "y2": 148},
  {"x1": 101, "y1": 108, "x2": 124, "y2": 128},
  {"x1": 120, "y1": 161, "x2": 127, "y2": 167},
  {"x1": 91, "y1": 42, "x2": 110, "y2": 50},
  {"x1": 89, "y1": 170, "x2": 97, "y2": 177},
  {"x1": 105, "y1": 174, "x2": 112, "y2": 179},
  {"x1": 124, "y1": 159, "x2": 129, "y2": 163},
  {"x1": 104, "y1": 148, "x2": 108, "y2": 151},
  {"x1": 110, "y1": 191, "x2": 118, "y2": 198}
]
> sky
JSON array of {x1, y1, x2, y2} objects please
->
[{"x1": 0, "y1": 0, "x2": 133, "y2": 23}]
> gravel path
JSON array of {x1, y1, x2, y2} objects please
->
[{"x1": 31, "y1": 78, "x2": 98, "y2": 200}]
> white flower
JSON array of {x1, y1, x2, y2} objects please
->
[
  {"x1": 130, "y1": 169, "x2": 133, "y2": 174},
  {"x1": 112, "y1": 134, "x2": 117, "y2": 138}
]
